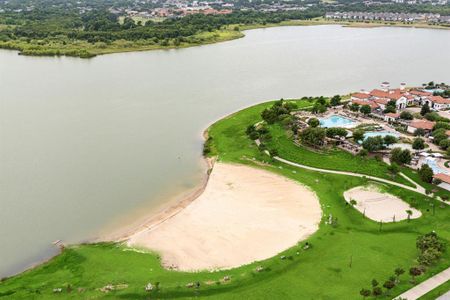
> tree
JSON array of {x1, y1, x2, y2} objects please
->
[
  {"x1": 383, "y1": 280, "x2": 395, "y2": 295},
  {"x1": 372, "y1": 287, "x2": 382, "y2": 298},
  {"x1": 362, "y1": 136, "x2": 384, "y2": 152},
  {"x1": 421, "y1": 103, "x2": 431, "y2": 116},
  {"x1": 390, "y1": 148, "x2": 411, "y2": 165},
  {"x1": 388, "y1": 163, "x2": 399, "y2": 175},
  {"x1": 308, "y1": 117, "x2": 320, "y2": 128},
  {"x1": 383, "y1": 135, "x2": 398, "y2": 146},
  {"x1": 371, "y1": 279, "x2": 379, "y2": 288},
  {"x1": 409, "y1": 267, "x2": 422, "y2": 283},
  {"x1": 359, "y1": 288, "x2": 371, "y2": 299},
  {"x1": 439, "y1": 139, "x2": 450, "y2": 150},
  {"x1": 330, "y1": 95, "x2": 341, "y2": 106},
  {"x1": 406, "y1": 210, "x2": 413, "y2": 222},
  {"x1": 300, "y1": 127, "x2": 326, "y2": 148},
  {"x1": 350, "y1": 103, "x2": 360, "y2": 112},
  {"x1": 360, "y1": 105, "x2": 371, "y2": 115},
  {"x1": 414, "y1": 128, "x2": 426, "y2": 137},
  {"x1": 326, "y1": 127, "x2": 347, "y2": 138},
  {"x1": 394, "y1": 267, "x2": 405, "y2": 283},
  {"x1": 261, "y1": 108, "x2": 278, "y2": 124},
  {"x1": 353, "y1": 129, "x2": 365, "y2": 142},
  {"x1": 412, "y1": 138, "x2": 425, "y2": 150},
  {"x1": 418, "y1": 164, "x2": 434, "y2": 183},
  {"x1": 400, "y1": 111, "x2": 413, "y2": 120},
  {"x1": 312, "y1": 102, "x2": 327, "y2": 114}
]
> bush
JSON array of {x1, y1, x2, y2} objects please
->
[
  {"x1": 308, "y1": 118, "x2": 320, "y2": 128},
  {"x1": 400, "y1": 111, "x2": 413, "y2": 120}
]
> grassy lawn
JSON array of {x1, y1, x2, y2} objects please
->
[
  {"x1": 401, "y1": 167, "x2": 449, "y2": 199},
  {"x1": 418, "y1": 280, "x2": 450, "y2": 299},
  {"x1": 0, "y1": 99, "x2": 448, "y2": 299},
  {"x1": 264, "y1": 123, "x2": 414, "y2": 187}
]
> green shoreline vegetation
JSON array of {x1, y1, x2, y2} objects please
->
[
  {"x1": 1, "y1": 98, "x2": 448, "y2": 299},
  {"x1": 0, "y1": 11, "x2": 449, "y2": 58}
]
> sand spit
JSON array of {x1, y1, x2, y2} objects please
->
[
  {"x1": 343, "y1": 185, "x2": 421, "y2": 222},
  {"x1": 127, "y1": 163, "x2": 322, "y2": 271}
]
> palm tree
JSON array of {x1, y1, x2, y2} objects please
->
[{"x1": 406, "y1": 210, "x2": 413, "y2": 222}]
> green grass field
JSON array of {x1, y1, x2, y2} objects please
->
[{"x1": 0, "y1": 99, "x2": 448, "y2": 299}]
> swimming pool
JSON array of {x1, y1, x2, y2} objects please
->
[
  {"x1": 364, "y1": 131, "x2": 400, "y2": 139},
  {"x1": 319, "y1": 115, "x2": 356, "y2": 128},
  {"x1": 425, "y1": 157, "x2": 449, "y2": 175}
]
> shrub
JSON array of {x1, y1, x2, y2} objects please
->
[{"x1": 400, "y1": 111, "x2": 413, "y2": 120}]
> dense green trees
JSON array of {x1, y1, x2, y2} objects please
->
[
  {"x1": 412, "y1": 137, "x2": 425, "y2": 150},
  {"x1": 390, "y1": 148, "x2": 411, "y2": 165},
  {"x1": 418, "y1": 164, "x2": 434, "y2": 183},
  {"x1": 301, "y1": 127, "x2": 326, "y2": 147}
]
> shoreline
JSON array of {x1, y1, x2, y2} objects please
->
[
  {"x1": 1, "y1": 19, "x2": 448, "y2": 59},
  {"x1": 102, "y1": 156, "x2": 215, "y2": 243}
]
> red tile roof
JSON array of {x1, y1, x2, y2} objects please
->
[
  {"x1": 352, "y1": 92, "x2": 371, "y2": 99},
  {"x1": 410, "y1": 90, "x2": 433, "y2": 97},
  {"x1": 429, "y1": 96, "x2": 450, "y2": 104},
  {"x1": 385, "y1": 113, "x2": 400, "y2": 118},
  {"x1": 351, "y1": 99, "x2": 379, "y2": 109},
  {"x1": 373, "y1": 98, "x2": 390, "y2": 105},
  {"x1": 409, "y1": 120, "x2": 435, "y2": 130},
  {"x1": 370, "y1": 89, "x2": 390, "y2": 98},
  {"x1": 433, "y1": 173, "x2": 450, "y2": 184}
]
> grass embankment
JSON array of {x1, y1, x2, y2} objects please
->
[
  {"x1": 1, "y1": 99, "x2": 449, "y2": 299},
  {"x1": 1, "y1": 17, "x2": 448, "y2": 58},
  {"x1": 264, "y1": 122, "x2": 414, "y2": 187}
]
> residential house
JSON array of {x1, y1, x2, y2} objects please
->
[
  {"x1": 433, "y1": 173, "x2": 450, "y2": 192},
  {"x1": 406, "y1": 119, "x2": 436, "y2": 134},
  {"x1": 384, "y1": 112, "x2": 400, "y2": 122}
]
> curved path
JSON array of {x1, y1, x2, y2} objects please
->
[{"x1": 255, "y1": 139, "x2": 426, "y2": 195}]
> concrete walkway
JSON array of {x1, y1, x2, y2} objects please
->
[
  {"x1": 394, "y1": 267, "x2": 450, "y2": 300},
  {"x1": 274, "y1": 156, "x2": 426, "y2": 195}
]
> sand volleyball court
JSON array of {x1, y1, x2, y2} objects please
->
[
  {"x1": 343, "y1": 185, "x2": 421, "y2": 222},
  {"x1": 127, "y1": 163, "x2": 321, "y2": 271}
]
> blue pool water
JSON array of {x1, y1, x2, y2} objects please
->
[
  {"x1": 319, "y1": 115, "x2": 356, "y2": 128},
  {"x1": 364, "y1": 131, "x2": 400, "y2": 139},
  {"x1": 425, "y1": 157, "x2": 449, "y2": 175}
]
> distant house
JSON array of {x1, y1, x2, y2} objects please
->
[
  {"x1": 433, "y1": 173, "x2": 450, "y2": 192},
  {"x1": 406, "y1": 119, "x2": 436, "y2": 134},
  {"x1": 351, "y1": 92, "x2": 371, "y2": 101},
  {"x1": 426, "y1": 96, "x2": 450, "y2": 111},
  {"x1": 350, "y1": 98, "x2": 379, "y2": 111},
  {"x1": 384, "y1": 112, "x2": 400, "y2": 122}
]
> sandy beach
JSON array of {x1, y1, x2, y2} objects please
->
[
  {"x1": 343, "y1": 185, "x2": 421, "y2": 222},
  {"x1": 126, "y1": 163, "x2": 322, "y2": 271}
]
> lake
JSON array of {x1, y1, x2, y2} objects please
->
[{"x1": 1, "y1": 25, "x2": 449, "y2": 277}]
